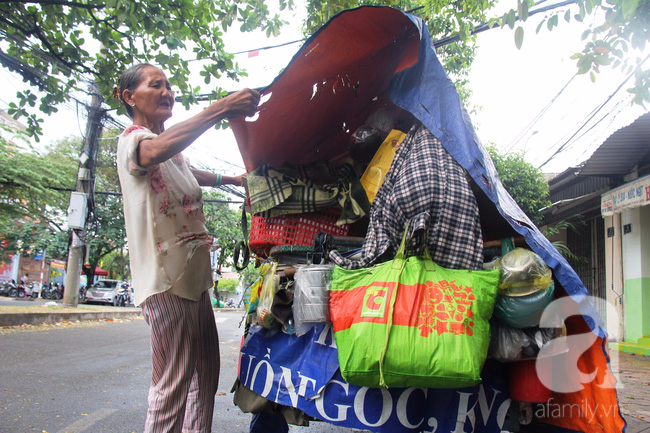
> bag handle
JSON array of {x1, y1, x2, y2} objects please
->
[
  {"x1": 378, "y1": 224, "x2": 415, "y2": 386},
  {"x1": 379, "y1": 224, "x2": 440, "y2": 386},
  {"x1": 391, "y1": 225, "x2": 435, "y2": 271},
  {"x1": 380, "y1": 255, "x2": 404, "y2": 387}
]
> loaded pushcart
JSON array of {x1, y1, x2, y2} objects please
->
[{"x1": 228, "y1": 6, "x2": 625, "y2": 433}]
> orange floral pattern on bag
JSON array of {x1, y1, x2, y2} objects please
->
[{"x1": 416, "y1": 280, "x2": 476, "y2": 337}]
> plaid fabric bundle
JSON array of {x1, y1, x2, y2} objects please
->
[
  {"x1": 330, "y1": 124, "x2": 483, "y2": 270},
  {"x1": 247, "y1": 161, "x2": 370, "y2": 225}
]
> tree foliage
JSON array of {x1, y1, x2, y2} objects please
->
[
  {"x1": 202, "y1": 189, "x2": 246, "y2": 270},
  {"x1": 487, "y1": 145, "x2": 551, "y2": 225},
  {"x1": 217, "y1": 277, "x2": 239, "y2": 294},
  {"x1": 0, "y1": 124, "x2": 74, "y2": 262},
  {"x1": 100, "y1": 248, "x2": 130, "y2": 281},
  {"x1": 542, "y1": 214, "x2": 587, "y2": 262},
  {"x1": 1, "y1": 0, "x2": 294, "y2": 139},
  {"x1": 0, "y1": 124, "x2": 72, "y2": 225},
  {"x1": 497, "y1": 0, "x2": 649, "y2": 104},
  {"x1": 0, "y1": 127, "x2": 129, "y2": 285},
  {"x1": 2, "y1": 0, "x2": 646, "y2": 143},
  {"x1": 304, "y1": 0, "x2": 650, "y2": 105}
]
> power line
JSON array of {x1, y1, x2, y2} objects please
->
[
  {"x1": 433, "y1": 0, "x2": 578, "y2": 48},
  {"x1": 176, "y1": 0, "x2": 581, "y2": 103},
  {"x1": 569, "y1": 95, "x2": 633, "y2": 164},
  {"x1": 504, "y1": 74, "x2": 576, "y2": 153},
  {"x1": 0, "y1": 181, "x2": 244, "y2": 203},
  {"x1": 538, "y1": 53, "x2": 650, "y2": 168}
]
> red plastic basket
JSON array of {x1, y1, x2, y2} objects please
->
[{"x1": 249, "y1": 209, "x2": 350, "y2": 256}]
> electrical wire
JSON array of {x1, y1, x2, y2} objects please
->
[
  {"x1": 433, "y1": 0, "x2": 578, "y2": 48},
  {"x1": 569, "y1": 95, "x2": 633, "y2": 163},
  {"x1": 0, "y1": 181, "x2": 245, "y2": 203},
  {"x1": 504, "y1": 74, "x2": 576, "y2": 153},
  {"x1": 538, "y1": 53, "x2": 650, "y2": 168}
]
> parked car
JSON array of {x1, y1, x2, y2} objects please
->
[{"x1": 85, "y1": 279, "x2": 122, "y2": 305}]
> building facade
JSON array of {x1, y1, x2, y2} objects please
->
[{"x1": 543, "y1": 112, "x2": 650, "y2": 344}]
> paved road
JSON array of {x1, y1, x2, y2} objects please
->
[
  {"x1": 1, "y1": 306, "x2": 648, "y2": 433},
  {"x1": 0, "y1": 311, "x2": 354, "y2": 433}
]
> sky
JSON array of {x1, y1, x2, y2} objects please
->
[
  {"x1": 2, "y1": 2, "x2": 647, "y2": 178},
  {"x1": 467, "y1": 6, "x2": 648, "y2": 174}
]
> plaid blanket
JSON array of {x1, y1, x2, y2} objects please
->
[
  {"x1": 247, "y1": 161, "x2": 370, "y2": 225},
  {"x1": 330, "y1": 124, "x2": 483, "y2": 270}
]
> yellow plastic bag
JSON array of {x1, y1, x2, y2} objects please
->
[
  {"x1": 256, "y1": 262, "x2": 279, "y2": 329},
  {"x1": 360, "y1": 129, "x2": 406, "y2": 203},
  {"x1": 247, "y1": 261, "x2": 273, "y2": 309}
]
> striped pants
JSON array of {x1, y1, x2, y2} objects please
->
[{"x1": 141, "y1": 290, "x2": 219, "y2": 433}]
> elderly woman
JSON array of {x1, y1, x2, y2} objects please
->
[{"x1": 115, "y1": 63, "x2": 259, "y2": 433}]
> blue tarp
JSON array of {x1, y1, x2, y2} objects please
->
[
  {"x1": 386, "y1": 12, "x2": 605, "y2": 338},
  {"x1": 240, "y1": 323, "x2": 511, "y2": 432}
]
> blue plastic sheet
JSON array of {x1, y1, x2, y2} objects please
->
[{"x1": 240, "y1": 323, "x2": 511, "y2": 432}]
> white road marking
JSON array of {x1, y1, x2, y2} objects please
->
[{"x1": 56, "y1": 408, "x2": 118, "y2": 433}]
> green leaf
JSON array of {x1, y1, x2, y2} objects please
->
[
  {"x1": 631, "y1": 31, "x2": 647, "y2": 50},
  {"x1": 507, "y1": 10, "x2": 517, "y2": 29},
  {"x1": 521, "y1": 0, "x2": 529, "y2": 21},
  {"x1": 515, "y1": 26, "x2": 525, "y2": 49},
  {"x1": 594, "y1": 55, "x2": 613, "y2": 66},
  {"x1": 577, "y1": 59, "x2": 592, "y2": 74}
]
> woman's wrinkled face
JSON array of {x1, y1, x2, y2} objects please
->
[{"x1": 130, "y1": 65, "x2": 174, "y2": 126}]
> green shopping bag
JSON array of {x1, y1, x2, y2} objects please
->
[{"x1": 330, "y1": 230, "x2": 501, "y2": 389}]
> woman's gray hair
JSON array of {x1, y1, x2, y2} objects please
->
[{"x1": 117, "y1": 63, "x2": 154, "y2": 119}]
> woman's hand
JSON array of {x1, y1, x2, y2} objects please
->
[{"x1": 219, "y1": 89, "x2": 261, "y2": 119}]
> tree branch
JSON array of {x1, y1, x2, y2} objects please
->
[
  {"x1": 29, "y1": 20, "x2": 95, "y2": 75},
  {"x1": 0, "y1": 0, "x2": 104, "y2": 10}
]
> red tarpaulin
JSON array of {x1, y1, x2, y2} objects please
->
[
  {"x1": 229, "y1": 6, "x2": 420, "y2": 171},
  {"x1": 82, "y1": 265, "x2": 108, "y2": 276}
]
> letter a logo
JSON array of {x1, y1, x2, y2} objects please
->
[{"x1": 361, "y1": 287, "x2": 388, "y2": 318}]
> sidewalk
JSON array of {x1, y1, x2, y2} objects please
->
[
  {"x1": 612, "y1": 350, "x2": 650, "y2": 433},
  {"x1": 0, "y1": 299, "x2": 244, "y2": 327},
  {"x1": 1, "y1": 302, "x2": 647, "y2": 433},
  {"x1": 0, "y1": 302, "x2": 142, "y2": 327}
]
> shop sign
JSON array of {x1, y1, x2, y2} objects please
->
[
  {"x1": 601, "y1": 174, "x2": 650, "y2": 217},
  {"x1": 50, "y1": 260, "x2": 66, "y2": 270}
]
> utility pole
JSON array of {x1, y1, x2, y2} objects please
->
[{"x1": 62, "y1": 83, "x2": 104, "y2": 307}]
